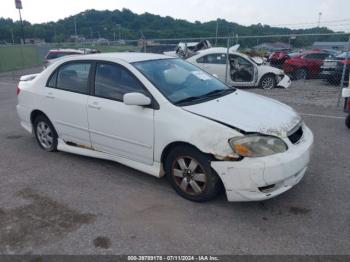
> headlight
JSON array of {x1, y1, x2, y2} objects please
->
[{"x1": 229, "y1": 135, "x2": 288, "y2": 158}]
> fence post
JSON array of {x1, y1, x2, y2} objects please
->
[
  {"x1": 337, "y1": 34, "x2": 350, "y2": 106},
  {"x1": 225, "y1": 37, "x2": 230, "y2": 84}
]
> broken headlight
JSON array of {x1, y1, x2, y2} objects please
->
[{"x1": 229, "y1": 135, "x2": 288, "y2": 158}]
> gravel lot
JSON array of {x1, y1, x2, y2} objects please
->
[{"x1": 0, "y1": 68, "x2": 349, "y2": 255}]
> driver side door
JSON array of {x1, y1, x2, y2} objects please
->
[
  {"x1": 87, "y1": 62, "x2": 155, "y2": 165},
  {"x1": 229, "y1": 54, "x2": 257, "y2": 87}
]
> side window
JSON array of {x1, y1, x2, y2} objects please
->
[
  {"x1": 54, "y1": 62, "x2": 91, "y2": 94},
  {"x1": 304, "y1": 54, "x2": 324, "y2": 60},
  {"x1": 94, "y1": 63, "x2": 145, "y2": 101},
  {"x1": 47, "y1": 70, "x2": 57, "y2": 87},
  {"x1": 197, "y1": 54, "x2": 227, "y2": 64},
  {"x1": 318, "y1": 53, "x2": 330, "y2": 60},
  {"x1": 196, "y1": 56, "x2": 206, "y2": 63}
]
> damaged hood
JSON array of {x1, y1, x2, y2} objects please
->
[{"x1": 183, "y1": 90, "x2": 301, "y2": 137}]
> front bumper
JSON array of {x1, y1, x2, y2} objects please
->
[
  {"x1": 277, "y1": 75, "x2": 291, "y2": 89},
  {"x1": 211, "y1": 124, "x2": 313, "y2": 202}
]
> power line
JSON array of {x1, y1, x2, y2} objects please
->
[{"x1": 270, "y1": 18, "x2": 350, "y2": 27}]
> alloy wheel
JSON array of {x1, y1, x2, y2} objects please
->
[
  {"x1": 171, "y1": 156, "x2": 208, "y2": 196},
  {"x1": 36, "y1": 121, "x2": 54, "y2": 149},
  {"x1": 261, "y1": 76, "x2": 275, "y2": 89}
]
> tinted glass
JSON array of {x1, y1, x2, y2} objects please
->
[
  {"x1": 94, "y1": 63, "x2": 145, "y2": 101},
  {"x1": 197, "y1": 53, "x2": 227, "y2": 64},
  {"x1": 304, "y1": 53, "x2": 328, "y2": 60},
  {"x1": 47, "y1": 70, "x2": 57, "y2": 87},
  {"x1": 133, "y1": 58, "x2": 234, "y2": 105},
  {"x1": 56, "y1": 62, "x2": 91, "y2": 94}
]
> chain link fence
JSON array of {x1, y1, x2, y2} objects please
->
[{"x1": 1, "y1": 32, "x2": 349, "y2": 106}]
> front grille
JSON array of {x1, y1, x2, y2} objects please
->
[{"x1": 288, "y1": 126, "x2": 303, "y2": 144}]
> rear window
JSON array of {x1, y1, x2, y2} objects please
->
[{"x1": 48, "y1": 62, "x2": 91, "y2": 95}]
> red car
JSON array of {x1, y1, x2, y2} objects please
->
[
  {"x1": 283, "y1": 51, "x2": 331, "y2": 80},
  {"x1": 269, "y1": 51, "x2": 290, "y2": 68}
]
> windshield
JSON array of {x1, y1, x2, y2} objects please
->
[
  {"x1": 337, "y1": 51, "x2": 350, "y2": 58},
  {"x1": 133, "y1": 58, "x2": 235, "y2": 105}
]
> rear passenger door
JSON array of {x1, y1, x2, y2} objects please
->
[
  {"x1": 87, "y1": 62, "x2": 155, "y2": 165},
  {"x1": 196, "y1": 53, "x2": 227, "y2": 81},
  {"x1": 43, "y1": 61, "x2": 92, "y2": 147}
]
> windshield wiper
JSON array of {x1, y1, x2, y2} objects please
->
[
  {"x1": 175, "y1": 89, "x2": 235, "y2": 106},
  {"x1": 203, "y1": 89, "x2": 235, "y2": 98},
  {"x1": 174, "y1": 96, "x2": 203, "y2": 105}
]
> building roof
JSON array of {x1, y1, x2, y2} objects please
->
[{"x1": 313, "y1": 41, "x2": 347, "y2": 46}]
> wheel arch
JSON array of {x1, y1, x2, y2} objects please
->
[
  {"x1": 259, "y1": 73, "x2": 277, "y2": 87},
  {"x1": 160, "y1": 141, "x2": 221, "y2": 171},
  {"x1": 161, "y1": 141, "x2": 205, "y2": 167},
  {"x1": 30, "y1": 109, "x2": 50, "y2": 125}
]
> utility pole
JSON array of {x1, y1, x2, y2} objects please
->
[
  {"x1": 11, "y1": 29, "x2": 15, "y2": 45},
  {"x1": 317, "y1": 12, "x2": 322, "y2": 27},
  {"x1": 89, "y1": 27, "x2": 93, "y2": 39},
  {"x1": 18, "y1": 9, "x2": 24, "y2": 44},
  {"x1": 116, "y1": 24, "x2": 121, "y2": 40},
  {"x1": 74, "y1": 17, "x2": 78, "y2": 37},
  {"x1": 215, "y1": 19, "x2": 219, "y2": 46},
  {"x1": 15, "y1": 0, "x2": 24, "y2": 44}
]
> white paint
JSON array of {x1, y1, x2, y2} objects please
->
[
  {"x1": 186, "y1": 47, "x2": 291, "y2": 88},
  {"x1": 17, "y1": 53, "x2": 313, "y2": 202}
]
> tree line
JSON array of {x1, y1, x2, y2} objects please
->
[{"x1": 0, "y1": 8, "x2": 347, "y2": 47}]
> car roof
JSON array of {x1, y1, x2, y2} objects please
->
[
  {"x1": 197, "y1": 47, "x2": 232, "y2": 54},
  {"x1": 62, "y1": 52, "x2": 173, "y2": 63},
  {"x1": 302, "y1": 50, "x2": 327, "y2": 55},
  {"x1": 49, "y1": 49, "x2": 84, "y2": 54}
]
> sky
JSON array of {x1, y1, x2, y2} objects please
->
[{"x1": 1, "y1": 0, "x2": 350, "y2": 31}]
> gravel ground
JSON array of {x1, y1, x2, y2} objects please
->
[{"x1": 0, "y1": 67, "x2": 349, "y2": 255}]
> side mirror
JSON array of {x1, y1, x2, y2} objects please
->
[{"x1": 123, "y1": 92, "x2": 152, "y2": 106}]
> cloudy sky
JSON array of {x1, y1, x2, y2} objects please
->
[{"x1": 2, "y1": 0, "x2": 350, "y2": 30}]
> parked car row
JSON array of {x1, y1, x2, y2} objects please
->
[
  {"x1": 320, "y1": 51, "x2": 350, "y2": 85},
  {"x1": 166, "y1": 42, "x2": 291, "y2": 89},
  {"x1": 268, "y1": 49, "x2": 350, "y2": 85},
  {"x1": 43, "y1": 48, "x2": 100, "y2": 69}
]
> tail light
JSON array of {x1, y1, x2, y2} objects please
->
[
  {"x1": 340, "y1": 59, "x2": 350, "y2": 65},
  {"x1": 16, "y1": 86, "x2": 21, "y2": 96}
]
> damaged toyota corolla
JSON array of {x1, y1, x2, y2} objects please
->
[{"x1": 16, "y1": 53, "x2": 313, "y2": 202}]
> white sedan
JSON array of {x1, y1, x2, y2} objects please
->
[
  {"x1": 17, "y1": 53, "x2": 313, "y2": 202},
  {"x1": 187, "y1": 47, "x2": 291, "y2": 89}
]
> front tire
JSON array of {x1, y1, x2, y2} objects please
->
[
  {"x1": 164, "y1": 145, "x2": 221, "y2": 202},
  {"x1": 259, "y1": 75, "x2": 276, "y2": 90},
  {"x1": 34, "y1": 115, "x2": 58, "y2": 152},
  {"x1": 346, "y1": 114, "x2": 350, "y2": 129}
]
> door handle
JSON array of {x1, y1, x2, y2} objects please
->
[
  {"x1": 88, "y1": 102, "x2": 101, "y2": 110},
  {"x1": 46, "y1": 92, "x2": 55, "y2": 99}
]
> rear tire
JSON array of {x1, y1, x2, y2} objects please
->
[
  {"x1": 33, "y1": 115, "x2": 58, "y2": 152},
  {"x1": 294, "y1": 68, "x2": 308, "y2": 80},
  {"x1": 346, "y1": 114, "x2": 350, "y2": 129},
  {"x1": 164, "y1": 145, "x2": 221, "y2": 202}
]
